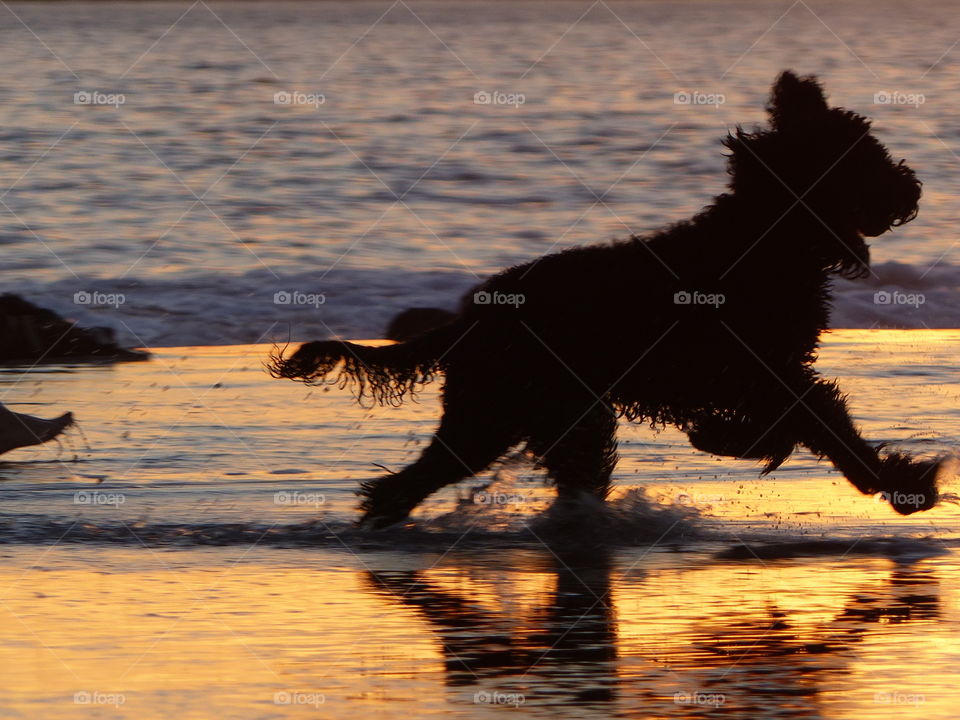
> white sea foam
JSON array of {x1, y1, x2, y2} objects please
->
[
  {"x1": 832, "y1": 260, "x2": 960, "y2": 329},
  {"x1": 8, "y1": 259, "x2": 958, "y2": 348}
]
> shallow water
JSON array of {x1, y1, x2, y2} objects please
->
[
  {"x1": 0, "y1": 331, "x2": 959, "y2": 717},
  {"x1": 2, "y1": 0, "x2": 960, "y2": 343}
]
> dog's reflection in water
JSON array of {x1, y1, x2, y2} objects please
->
[
  {"x1": 366, "y1": 550, "x2": 618, "y2": 705},
  {"x1": 365, "y1": 553, "x2": 940, "y2": 714},
  {"x1": 672, "y1": 567, "x2": 939, "y2": 713}
]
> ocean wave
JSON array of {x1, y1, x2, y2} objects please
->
[
  {"x1": 7, "y1": 260, "x2": 958, "y2": 349},
  {"x1": 9, "y1": 269, "x2": 478, "y2": 348},
  {"x1": 832, "y1": 260, "x2": 960, "y2": 329}
]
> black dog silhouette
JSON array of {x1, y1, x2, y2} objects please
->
[{"x1": 272, "y1": 71, "x2": 944, "y2": 529}]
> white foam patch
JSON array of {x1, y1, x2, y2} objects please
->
[
  {"x1": 832, "y1": 260, "x2": 960, "y2": 328},
  {"x1": 8, "y1": 268, "x2": 477, "y2": 348},
  {"x1": 934, "y1": 455, "x2": 960, "y2": 507},
  {"x1": 419, "y1": 462, "x2": 704, "y2": 546}
]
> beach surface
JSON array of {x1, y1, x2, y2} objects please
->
[{"x1": 0, "y1": 330, "x2": 958, "y2": 718}]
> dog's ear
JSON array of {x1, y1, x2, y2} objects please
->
[{"x1": 768, "y1": 70, "x2": 828, "y2": 129}]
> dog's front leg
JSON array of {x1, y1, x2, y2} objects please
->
[{"x1": 790, "y1": 379, "x2": 940, "y2": 514}]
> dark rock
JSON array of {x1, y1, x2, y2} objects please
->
[{"x1": 0, "y1": 293, "x2": 149, "y2": 364}]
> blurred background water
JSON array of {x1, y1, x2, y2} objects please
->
[{"x1": 1, "y1": 0, "x2": 959, "y2": 345}]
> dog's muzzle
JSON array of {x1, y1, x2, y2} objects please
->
[{"x1": 860, "y1": 161, "x2": 921, "y2": 237}]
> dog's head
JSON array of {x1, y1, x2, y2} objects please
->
[{"x1": 724, "y1": 71, "x2": 921, "y2": 277}]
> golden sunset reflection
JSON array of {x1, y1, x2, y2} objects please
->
[
  {"x1": 0, "y1": 546, "x2": 956, "y2": 718},
  {"x1": 0, "y1": 332, "x2": 958, "y2": 718}
]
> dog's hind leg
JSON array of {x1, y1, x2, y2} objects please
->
[
  {"x1": 358, "y1": 393, "x2": 520, "y2": 529},
  {"x1": 527, "y1": 401, "x2": 619, "y2": 502}
]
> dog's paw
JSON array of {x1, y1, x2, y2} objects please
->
[
  {"x1": 877, "y1": 454, "x2": 954, "y2": 514},
  {"x1": 357, "y1": 509, "x2": 411, "y2": 531}
]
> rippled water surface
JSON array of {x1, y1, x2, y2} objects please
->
[
  {"x1": 0, "y1": 331, "x2": 958, "y2": 717},
  {"x1": 2, "y1": 0, "x2": 960, "y2": 343}
]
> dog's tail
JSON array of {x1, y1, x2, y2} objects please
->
[{"x1": 267, "y1": 321, "x2": 468, "y2": 406}]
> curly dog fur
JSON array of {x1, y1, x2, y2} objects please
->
[{"x1": 271, "y1": 71, "x2": 944, "y2": 529}]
